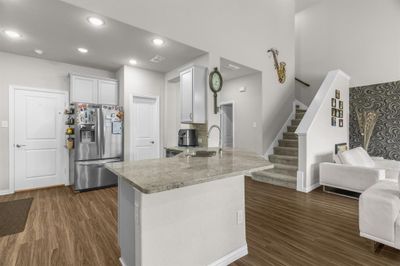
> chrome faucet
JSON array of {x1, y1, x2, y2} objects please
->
[{"x1": 208, "y1": 125, "x2": 222, "y2": 152}]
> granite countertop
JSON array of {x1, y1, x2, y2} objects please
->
[{"x1": 106, "y1": 149, "x2": 272, "y2": 194}]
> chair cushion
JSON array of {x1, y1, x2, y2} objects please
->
[{"x1": 340, "y1": 147, "x2": 375, "y2": 168}]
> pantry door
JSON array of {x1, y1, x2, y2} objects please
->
[
  {"x1": 12, "y1": 87, "x2": 67, "y2": 191},
  {"x1": 131, "y1": 96, "x2": 160, "y2": 161}
]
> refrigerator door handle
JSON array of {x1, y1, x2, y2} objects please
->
[
  {"x1": 96, "y1": 108, "x2": 102, "y2": 156},
  {"x1": 101, "y1": 107, "x2": 106, "y2": 156}
]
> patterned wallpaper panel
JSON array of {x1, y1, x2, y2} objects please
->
[{"x1": 350, "y1": 81, "x2": 400, "y2": 160}]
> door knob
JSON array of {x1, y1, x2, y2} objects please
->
[
  {"x1": 150, "y1": 141, "x2": 155, "y2": 144},
  {"x1": 16, "y1": 144, "x2": 26, "y2": 148}
]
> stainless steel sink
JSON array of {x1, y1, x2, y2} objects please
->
[{"x1": 185, "y1": 150, "x2": 218, "y2": 157}]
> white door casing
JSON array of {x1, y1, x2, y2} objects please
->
[
  {"x1": 220, "y1": 102, "x2": 234, "y2": 148},
  {"x1": 131, "y1": 96, "x2": 160, "y2": 161},
  {"x1": 11, "y1": 86, "x2": 67, "y2": 191}
]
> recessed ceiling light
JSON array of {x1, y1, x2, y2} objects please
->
[
  {"x1": 34, "y1": 49, "x2": 43, "y2": 55},
  {"x1": 87, "y1": 16, "x2": 105, "y2": 27},
  {"x1": 77, "y1": 47, "x2": 88, "y2": 54},
  {"x1": 129, "y1": 59, "x2": 138, "y2": 65},
  {"x1": 152, "y1": 38, "x2": 164, "y2": 46},
  {"x1": 149, "y1": 55, "x2": 166, "y2": 63},
  {"x1": 4, "y1": 30, "x2": 22, "y2": 39}
]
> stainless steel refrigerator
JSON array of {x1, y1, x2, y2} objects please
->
[{"x1": 70, "y1": 103, "x2": 123, "y2": 191}]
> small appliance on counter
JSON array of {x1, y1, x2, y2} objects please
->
[
  {"x1": 178, "y1": 129, "x2": 198, "y2": 147},
  {"x1": 69, "y1": 103, "x2": 123, "y2": 191}
]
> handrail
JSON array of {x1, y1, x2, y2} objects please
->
[{"x1": 295, "y1": 77, "x2": 310, "y2": 87}]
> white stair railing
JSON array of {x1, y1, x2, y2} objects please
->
[{"x1": 295, "y1": 70, "x2": 351, "y2": 193}]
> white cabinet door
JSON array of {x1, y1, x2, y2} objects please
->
[
  {"x1": 98, "y1": 79, "x2": 118, "y2": 105},
  {"x1": 71, "y1": 75, "x2": 98, "y2": 103},
  {"x1": 180, "y1": 68, "x2": 193, "y2": 123}
]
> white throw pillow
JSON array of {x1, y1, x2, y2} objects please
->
[
  {"x1": 333, "y1": 154, "x2": 342, "y2": 164},
  {"x1": 340, "y1": 147, "x2": 375, "y2": 168}
]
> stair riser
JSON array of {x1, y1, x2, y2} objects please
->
[
  {"x1": 291, "y1": 120, "x2": 301, "y2": 126},
  {"x1": 273, "y1": 168, "x2": 297, "y2": 176},
  {"x1": 274, "y1": 147, "x2": 298, "y2": 156},
  {"x1": 251, "y1": 175, "x2": 296, "y2": 189},
  {"x1": 295, "y1": 113, "x2": 305, "y2": 120},
  {"x1": 278, "y1": 140, "x2": 298, "y2": 148},
  {"x1": 283, "y1": 133, "x2": 298, "y2": 140},
  {"x1": 269, "y1": 156, "x2": 298, "y2": 166},
  {"x1": 287, "y1": 126, "x2": 297, "y2": 133}
]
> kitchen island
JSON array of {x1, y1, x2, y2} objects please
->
[{"x1": 106, "y1": 150, "x2": 272, "y2": 266}]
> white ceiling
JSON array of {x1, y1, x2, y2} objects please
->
[
  {"x1": 220, "y1": 58, "x2": 260, "y2": 81},
  {"x1": 295, "y1": 0, "x2": 322, "y2": 13},
  {"x1": 0, "y1": 0, "x2": 206, "y2": 72}
]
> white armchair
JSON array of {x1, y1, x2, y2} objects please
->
[
  {"x1": 359, "y1": 180, "x2": 400, "y2": 250},
  {"x1": 320, "y1": 147, "x2": 400, "y2": 193}
]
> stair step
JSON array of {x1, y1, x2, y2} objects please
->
[
  {"x1": 296, "y1": 109, "x2": 307, "y2": 114},
  {"x1": 251, "y1": 170, "x2": 297, "y2": 189},
  {"x1": 291, "y1": 119, "x2": 302, "y2": 126},
  {"x1": 269, "y1": 154, "x2": 298, "y2": 166},
  {"x1": 273, "y1": 164, "x2": 298, "y2": 176},
  {"x1": 274, "y1": 146, "x2": 298, "y2": 156},
  {"x1": 295, "y1": 113, "x2": 305, "y2": 120},
  {"x1": 283, "y1": 132, "x2": 298, "y2": 140},
  {"x1": 287, "y1": 125, "x2": 297, "y2": 133},
  {"x1": 279, "y1": 139, "x2": 298, "y2": 148}
]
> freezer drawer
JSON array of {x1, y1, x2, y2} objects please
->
[{"x1": 74, "y1": 159, "x2": 120, "y2": 191}]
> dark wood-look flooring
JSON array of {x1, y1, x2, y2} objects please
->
[{"x1": 1, "y1": 178, "x2": 400, "y2": 266}]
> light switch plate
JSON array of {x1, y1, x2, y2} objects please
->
[
  {"x1": 237, "y1": 210, "x2": 244, "y2": 224},
  {"x1": 252, "y1": 122, "x2": 257, "y2": 128},
  {"x1": 1, "y1": 121, "x2": 8, "y2": 128}
]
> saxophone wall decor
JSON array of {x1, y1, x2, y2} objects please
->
[
  {"x1": 356, "y1": 110, "x2": 378, "y2": 152},
  {"x1": 267, "y1": 48, "x2": 286, "y2": 84}
]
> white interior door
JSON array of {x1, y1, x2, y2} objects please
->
[
  {"x1": 220, "y1": 103, "x2": 234, "y2": 148},
  {"x1": 14, "y1": 88, "x2": 67, "y2": 191},
  {"x1": 132, "y1": 96, "x2": 159, "y2": 161}
]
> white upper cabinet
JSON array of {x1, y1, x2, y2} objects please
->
[
  {"x1": 70, "y1": 74, "x2": 118, "y2": 105},
  {"x1": 180, "y1": 66, "x2": 207, "y2": 124},
  {"x1": 98, "y1": 79, "x2": 118, "y2": 105},
  {"x1": 70, "y1": 75, "x2": 98, "y2": 104}
]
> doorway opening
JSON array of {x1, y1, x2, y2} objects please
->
[{"x1": 220, "y1": 102, "x2": 234, "y2": 148}]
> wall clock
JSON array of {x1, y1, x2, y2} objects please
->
[{"x1": 209, "y1": 67, "x2": 223, "y2": 114}]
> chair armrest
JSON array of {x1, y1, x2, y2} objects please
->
[{"x1": 320, "y1": 163, "x2": 385, "y2": 192}]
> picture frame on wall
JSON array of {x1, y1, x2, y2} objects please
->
[
  {"x1": 339, "y1": 119, "x2": 343, "y2": 127},
  {"x1": 339, "y1": 101, "x2": 343, "y2": 109},
  {"x1": 335, "y1": 143, "x2": 348, "y2": 154},
  {"x1": 331, "y1": 117, "x2": 336, "y2": 126},
  {"x1": 331, "y1": 98, "x2": 336, "y2": 107},
  {"x1": 331, "y1": 108, "x2": 336, "y2": 117},
  {"x1": 339, "y1": 110, "x2": 343, "y2": 118},
  {"x1": 335, "y1": 89, "x2": 341, "y2": 99}
]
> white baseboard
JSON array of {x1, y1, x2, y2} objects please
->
[
  {"x1": 119, "y1": 257, "x2": 127, "y2": 266},
  {"x1": 0, "y1": 189, "x2": 13, "y2": 196},
  {"x1": 305, "y1": 183, "x2": 320, "y2": 193},
  {"x1": 208, "y1": 245, "x2": 248, "y2": 266}
]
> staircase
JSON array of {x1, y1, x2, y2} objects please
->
[{"x1": 252, "y1": 107, "x2": 306, "y2": 189}]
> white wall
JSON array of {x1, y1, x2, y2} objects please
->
[
  {"x1": 295, "y1": 0, "x2": 400, "y2": 105},
  {"x1": 296, "y1": 70, "x2": 350, "y2": 192},
  {"x1": 0, "y1": 52, "x2": 114, "y2": 192},
  {"x1": 220, "y1": 73, "x2": 263, "y2": 155},
  {"x1": 118, "y1": 65, "x2": 165, "y2": 160},
  {"x1": 61, "y1": 0, "x2": 296, "y2": 155}
]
